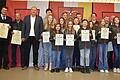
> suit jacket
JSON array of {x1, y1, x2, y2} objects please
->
[
  {"x1": 22, "y1": 15, "x2": 43, "y2": 40},
  {"x1": 0, "y1": 14, "x2": 12, "y2": 39},
  {"x1": 12, "y1": 19, "x2": 23, "y2": 31}
]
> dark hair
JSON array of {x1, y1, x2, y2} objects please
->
[
  {"x1": 62, "y1": 11, "x2": 68, "y2": 16},
  {"x1": 91, "y1": 13, "x2": 97, "y2": 17},
  {"x1": 82, "y1": 19, "x2": 89, "y2": 28},
  {"x1": 76, "y1": 13, "x2": 81, "y2": 16},
  {"x1": 73, "y1": 17, "x2": 80, "y2": 25},
  {"x1": 58, "y1": 17, "x2": 66, "y2": 28},
  {"x1": 82, "y1": 19, "x2": 89, "y2": 23},
  {"x1": 113, "y1": 16, "x2": 120, "y2": 25},
  {"x1": 46, "y1": 8, "x2": 52, "y2": 13},
  {"x1": 54, "y1": 23, "x2": 61, "y2": 33},
  {"x1": 1, "y1": 6, "x2": 8, "y2": 10}
]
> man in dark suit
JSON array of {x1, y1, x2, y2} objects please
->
[
  {"x1": 22, "y1": 6, "x2": 43, "y2": 70},
  {"x1": 0, "y1": 7, "x2": 12, "y2": 70}
]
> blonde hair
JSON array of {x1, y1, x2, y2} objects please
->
[{"x1": 44, "y1": 15, "x2": 55, "y2": 30}]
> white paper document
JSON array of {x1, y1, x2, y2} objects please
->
[
  {"x1": 66, "y1": 34, "x2": 74, "y2": 46},
  {"x1": 81, "y1": 30, "x2": 90, "y2": 41},
  {"x1": 55, "y1": 34, "x2": 63, "y2": 46}
]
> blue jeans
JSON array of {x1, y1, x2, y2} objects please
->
[
  {"x1": 43, "y1": 43, "x2": 52, "y2": 64},
  {"x1": 64, "y1": 47, "x2": 74, "y2": 67},
  {"x1": 90, "y1": 44, "x2": 97, "y2": 69},
  {"x1": 80, "y1": 48, "x2": 90, "y2": 67},
  {"x1": 60, "y1": 46, "x2": 66, "y2": 69},
  {"x1": 113, "y1": 44, "x2": 120, "y2": 68},
  {"x1": 98, "y1": 44, "x2": 108, "y2": 70},
  {"x1": 51, "y1": 50, "x2": 61, "y2": 69}
]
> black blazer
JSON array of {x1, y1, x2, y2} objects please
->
[
  {"x1": 0, "y1": 14, "x2": 12, "y2": 39},
  {"x1": 22, "y1": 15, "x2": 43, "y2": 40}
]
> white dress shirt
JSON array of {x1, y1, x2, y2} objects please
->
[
  {"x1": 29, "y1": 15, "x2": 36, "y2": 36},
  {"x1": 1, "y1": 14, "x2": 6, "y2": 20}
]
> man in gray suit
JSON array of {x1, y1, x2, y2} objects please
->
[{"x1": 22, "y1": 6, "x2": 43, "y2": 70}]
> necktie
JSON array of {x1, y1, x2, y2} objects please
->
[{"x1": 3, "y1": 16, "x2": 6, "y2": 20}]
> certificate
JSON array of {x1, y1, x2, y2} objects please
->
[
  {"x1": 66, "y1": 34, "x2": 74, "y2": 46},
  {"x1": 55, "y1": 34, "x2": 63, "y2": 46},
  {"x1": 92, "y1": 30, "x2": 95, "y2": 40},
  {"x1": 0, "y1": 23, "x2": 9, "y2": 39},
  {"x1": 117, "y1": 33, "x2": 120, "y2": 44},
  {"x1": 73, "y1": 25, "x2": 80, "y2": 33},
  {"x1": 81, "y1": 30, "x2": 90, "y2": 41},
  {"x1": 11, "y1": 30, "x2": 21, "y2": 45},
  {"x1": 43, "y1": 32, "x2": 50, "y2": 43},
  {"x1": 101, "y1": 28, "x2": 109, "y2": 39}
]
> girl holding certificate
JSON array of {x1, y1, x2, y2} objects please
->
[
  {"x1": 89, "y1": 21, "x2": 97, "y2": 71},
  {"x1": 59, "y1": 17, "x2": 66, "y2": 70},
  {"x1": 77, "y1": 19, "x2": 92, "y2": 73},
  {"x1": 50, "y1": 23, "x2": 62, "y2": 73},
  {"x1": 96, "y1": 19, "x2": 111, "y2": 73},
  {"x1": 72, "y1": 17, "x2": 80, "y2": 71},
  {"x1": 111, "y1": 17, "x2": 120, "y2": 73},
  {"x1": 43, "y1": 15, "x2": 55, "y2": 71},
  {"x1": 64, "y1": 20, "x2": 75, "y2": 73}
]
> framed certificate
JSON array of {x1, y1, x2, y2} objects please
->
[
  {"x1": 0, "y1": 23, "x2": 9, "y2": 39},
  {"x1": 66, "y1": 34, "x2": 74, "y2": 46},
  {"x1": 43, "y1": 32, "x2": 50, "y2": 43},
  {"x1": 81, "y1": 30, "x2": 90, "y2": 41},
  {"x1": 55, "y1": 34, "x2": 63, "y2": 46},
  {"x1": 11, "y1": 30, "x2": 21, "y2": 45},
  {"x1": 73, "y1": 25, "x2": 80, "y2": 33},
  {"x1": 117, "y1": 33, "x2": 120, "y2": 44},
  {"x1": 92, "y1": 30, "x2": 95, "y2": 40},
  {"x1": 101, "y1": 28, "x2": 109, "y2": 39}
]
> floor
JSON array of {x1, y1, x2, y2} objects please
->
[{"x1": 0, "y1": 67, "x2": 120, "y2": 80}]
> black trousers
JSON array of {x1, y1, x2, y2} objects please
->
[
  {"x1": 0, "y1": 39, "x2": 9, "y2": 68},
  {"x1": 11, "y1": 42, "x2": 26, "y2": 67},
  {"x1": 24, "y1": 36, "x2": 39, "y2": 67},
  {"x1": 107, "y1": 51, "x2": 113, "y2": 69}
]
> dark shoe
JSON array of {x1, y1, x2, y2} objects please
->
[
  {"x1": 34, "y1": 65, "x2": 39, "y2": 71},
  {"x1": 81, "y1": 67, "x2": 85, "y2": 73},
  {"x1": 51, "y1": 69, "x2": 55, "y2": 73},
  {"x1": 11, "y1": 65, "x2": 16, "y2": 68},
  {"x1": 86, "y1": 68, "x2": 90, "y2": 73},
  {"x1": 3, "y1": 66, "x2": 9, "y2": 70},
  {"x1": 22, "y1": 66, "x2": 28, "y2": 70},
  {"x1": 56, "y1": 68, "x2": 60, "y2": 73}
]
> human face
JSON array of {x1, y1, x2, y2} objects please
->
[
  {"x1": 46, "y1": 10, "x2": 52, "y2": 16},
  {"x1": 31, "y1": 7, "x2": 37, "y2": 17},
  {"x1": 91, "y1": 14, "x2": 97, "y2": 21},
  {"x1": 62, "y1": 12, "x2": 68, "y2": 20},
  {"x1": 101, "y1": 19, "x2": 106, "y2": 26},
  {"x1": 59, "y1": 18, "x2": 64, "y2": 25},
  {"x1": 76, "y1": 14, "x2": 82, "y2": 21},
  {"x1": 114, "y1": 17, "x2": 120, "y2": 24},
  {"x1": 68, "y1": 21, "x2": 73, "y2": 28},
  {"x1": 104, "y1": 16, "x2": 110, "y2": 23},
  {"x1": 15, "y1": 13, "x2": 21, "y2": 21},
  {"x1": 82, "y1": 21, "x2": 88, "y2": 27},
  {"x1": 1, "y1": 8, "x2": 8, "y2": 16},
  {"x1": 48, "y1": 15, "x2": 53, "y2": 23},
  {"x1": 74, "y1": 18, "x2": 79, "y2": 25},
  {"x1": 56, "y1": 24, "x2": 61, "y2": 31}
]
